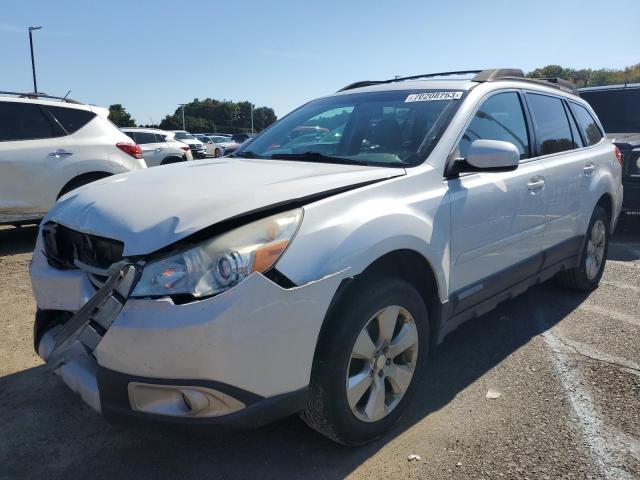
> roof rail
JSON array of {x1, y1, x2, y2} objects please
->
[
  {"x1": 338, "y1": 68, "x2": 579, "y2": 95},
  {"x1": 338, "y1": 70, "x2": 483, "y2": 92},
  {"x1": 0, "y1": 91, "x2": 82, "y2": 104}
]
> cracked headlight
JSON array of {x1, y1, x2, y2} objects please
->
[{"x1": 132, "y1": 209, "x2": 302, "y2": 298}]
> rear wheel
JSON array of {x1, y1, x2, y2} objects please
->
[
  {"x1": 57, "y1": 173, "x2": 111, "y2": 199},
  {"x1": 301, "y1": 277, "x2": 428, "y2": 445},
  {"x1": 557, "y1": 205, "x2": 610, "y2": 291}
]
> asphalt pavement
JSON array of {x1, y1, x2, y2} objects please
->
[{"x1": 0, "y1": 220, "x2": 638, "y2": 480}]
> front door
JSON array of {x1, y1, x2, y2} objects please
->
[{"x1": 448, "y1": 90, "x2": 547, "y2": 314}]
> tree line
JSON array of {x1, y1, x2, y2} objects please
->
[
  {"x1": 109, "y1": 99, "x2": 277, "y2": 133},
  {"x1": 108, "y1": 63, "x2": 640, "y2": 128},
  {"x1": 527, "y1": 63, "x2": 640, "y2": 87}
]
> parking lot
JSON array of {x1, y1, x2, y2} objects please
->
[{"x1": 0, "y1": 221, "x2": 637, "y2": 480}]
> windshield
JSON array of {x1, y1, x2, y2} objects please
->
[
  {"x1": 174, "y1": 132, "x2": 196, "y2": 140},
  {"x1": 235, "y1": 89, "x2": 465, "y2": 166},
  {"x1": 580, "y1": 88, "x2": 640, "y2": 133}
]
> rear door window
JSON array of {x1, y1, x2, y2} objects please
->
[
  {"x1": 133, "y1": 132, "x2": 157, "y2": 144},
  {"x1": 0, "y1": 102, "x2": 60, "y2": 141},
  {"x1": 459, "y1": 92, "x2": 530, "y2": 160},
  {"x1": 526, "y1": 93, "x2": 577, "y2": 155},
  {"x1": 570, "y1": 102, "x2": 604, "y2": 146},
  {"x1": 46, "y1": 106, "x2": 96, "y2": 134}
]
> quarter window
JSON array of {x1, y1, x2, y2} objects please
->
[
  {"x1": 570, "y1": 103, "x2": 604, "y2": 146},
  {"x1": 458, "y1": 92, "x2": 530, "y2": 160},
  {"x1": 46, "y1": 106, "x2": 95, "y2": 135},
  {"x1": 527, "y1": 94, "x2": 577, "y2": 155},
  {"x1": 0, "y1": 102, "x2": 60, "y2": 141}
]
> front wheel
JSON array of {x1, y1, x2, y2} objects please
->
[
  {"x1": 557, "y1": 205, "x2": 610, "y2": 291},
  {"x1": 301, "y1": 277, "x2": 428, "y2": 445}
]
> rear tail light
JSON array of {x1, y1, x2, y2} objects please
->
[
  {"x1": 180, "y1": 145, "x2": 190, "y2": 152},
  {"x1": 614, "y1": 146, "x2": 623, "y2": 166},
  {"x1": 116, "y1": 142, "x2": 144, "y2": 159}
]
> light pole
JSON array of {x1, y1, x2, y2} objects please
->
[
  {"x1": 28, "y1": 26, "x2": 42, "y2": 93},
  {"x1": 179, "y1": 103, "x2": 187, "y2": 130}
]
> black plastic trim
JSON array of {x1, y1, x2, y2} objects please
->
[
  {"x1": 98, "y1": 366, "x2": 309, "y2": 430},
  {"x1": 437, "y1": 235, "x2": 584, "y2": 342},
  {"x1": 98, "y1": 367, "x2": 264, "y2": 409}
]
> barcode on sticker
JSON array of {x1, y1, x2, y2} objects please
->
[{"x1": 405, "y1": 91, "x2": 463, "y2": 102}]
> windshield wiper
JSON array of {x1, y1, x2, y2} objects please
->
[
  {"x1": 268, "y1": 151, "x2": 375, "y2": 166},
  {"x1": 233, "y1": 150, "x2": 261, "y2": 158}
]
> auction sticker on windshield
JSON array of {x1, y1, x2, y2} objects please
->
[{"x1": 405, "y1": 91, "x2": 463, "y2": 102}]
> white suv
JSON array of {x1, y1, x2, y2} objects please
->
[
  {"x1": 0, "y1": 92, "x2": 146, "y2": 225},
  {"x1": 30, "y1": 69, "x2": 623, "y2": 445},
  {"x1": 121, "y1": 128, "x2": 193, "y2": 167},
  {"x1": 170, "y1": 130, "x2": 206, "y2": 159}
]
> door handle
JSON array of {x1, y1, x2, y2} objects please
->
[
  {"x1": 155, "y1": 148, "x2": 164, "y2": 152},
  {"x1": 527, "y1": 177, "x2": 545, "y2": 191},
  {"x1": 48, "y1": 150, "x2": 73, "y2": 158},
  {"x1": 584, "y1": 163, "x2": 596, "y2": 176}
]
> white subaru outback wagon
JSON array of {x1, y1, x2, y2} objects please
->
[{"x1": 31, "y1": 69, "x2": 623, "y2": 445}]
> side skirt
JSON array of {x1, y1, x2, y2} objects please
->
[{"x1": 436, "y1": 236, "x2": 584, "y2": 344}]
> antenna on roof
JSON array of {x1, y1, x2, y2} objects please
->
[{"x1": 63, "y1": 90, "x2": 71, "y2": 100}]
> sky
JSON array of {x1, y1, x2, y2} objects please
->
[{"x1": 1, "y1": 0, "x2": 638, "y2": 124}]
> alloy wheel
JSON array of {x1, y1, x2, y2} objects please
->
[
  {"x1": 346, "y1": 305, "x2": 419, "y2": 422},
  {"x1": 586, "y1": 219, "x2": 606, "y2": 280}
]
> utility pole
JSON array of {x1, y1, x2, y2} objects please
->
[
  {"x1": 179, "y1": 103, "x2": 187, "y2": 130},
  {"x1": 28, "y1": 26, "x2": 42, "y2": 93},
  {"x1": 250, "y1": 103, "x2": 254, "y2": 134}
]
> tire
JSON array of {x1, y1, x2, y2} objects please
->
[
  {"x1": 160, "y1": 156, "x2": 183, "y2": 165},
  {"x1": 57, "y1": 173, "x2": 111, "y2": 199},
  {"x1": 301, "y1": 277, "x2": 429, "y2": 446},
  {"x1": 557, "y1": 205, "x2": 610, "y2": 291}
]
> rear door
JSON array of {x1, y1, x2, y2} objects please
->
[
  {"x1": 524, "y1": 92, "x2": 584, "y2": 256},
  {"x1": 448, "y1": 90, "x2": 547, "y2": 312},
  {"x1": 0, "y1": 101, "x2": 75, "y2": 217},
  {"x1": 133, "y1": 131, "x2": 165, "y2": 167}
]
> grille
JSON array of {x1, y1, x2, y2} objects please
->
[{"x1": 42, "y1": 222, "x2": 124, "y2": 270}]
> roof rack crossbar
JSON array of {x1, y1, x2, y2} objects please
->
[{"x1": 0, "y1": 91, "x2": 81, "y2": 104}]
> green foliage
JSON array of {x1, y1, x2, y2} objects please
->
[
  {"x1": 108, "y1": 104, "x2": 136, "y2": 127},
  {"x1": 158, "y1": 98, "x2": 277, "y2": 133},
  {"x1": 527, "y1": 64, "x2": 640, "y2": 87}
]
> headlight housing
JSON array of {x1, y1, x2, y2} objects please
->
[{"x1": 132, "y1": 209, "x2": 302, "y2": 298}]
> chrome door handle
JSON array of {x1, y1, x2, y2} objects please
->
[
  {"x1": 155, "y1": 148, "x2": 164, "y2": 152},
  {"x1": 527, "y1": 178, "x2": 545, "y2": 191},
  {"x1": 48, "y1": 150, "x2": 73, "y2": 158},
  {"x1": 584, "y1": 163, "x2": 596, "y2": 176}
]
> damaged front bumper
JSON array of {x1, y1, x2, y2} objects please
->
[{"x1": 30, "y1": 237, "x2": 345, "y2": 427}]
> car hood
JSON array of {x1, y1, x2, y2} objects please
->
[{"x1": 45, "y1": 158, "x2": 405, "y2": 256}]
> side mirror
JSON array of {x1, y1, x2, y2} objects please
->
[{"x1": 464, "y1": 139, "x2": 519, "y2": 172}]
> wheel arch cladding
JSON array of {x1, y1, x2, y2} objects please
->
[
  {"x1": 58, "y1": 172, "x2": 112, "y2": 199},
  {"x1": 596, "y1": 192, "x2": 613, "y2": 225},
  {"x1": 312, "y1": 249, "x2": 441, "y2": 369}
]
